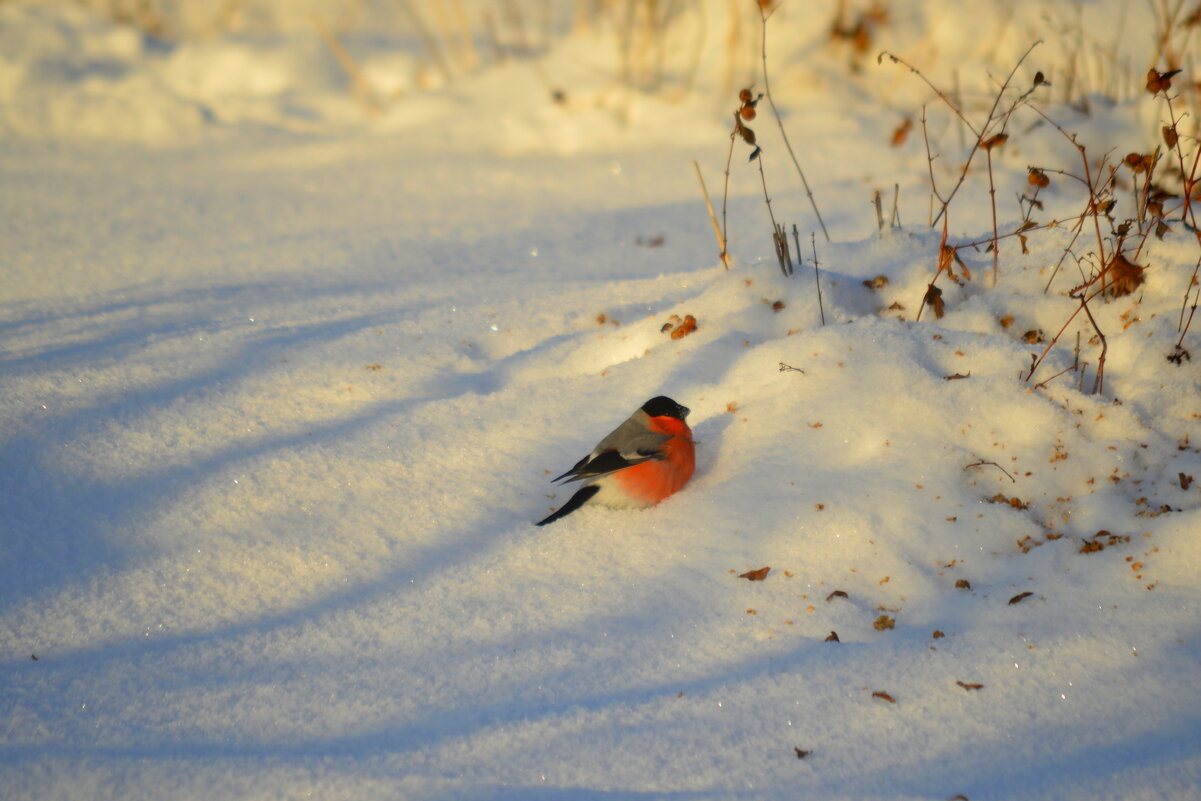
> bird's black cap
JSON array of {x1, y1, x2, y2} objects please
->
[{"x1": 641, "y1": 396, "x2": 689, "y2": 420}]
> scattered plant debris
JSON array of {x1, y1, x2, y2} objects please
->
[
  {"x1": 825, "y1": 631, "x2": 840, "y2": 642},
  {"x1": 1079, "y1": 530, "x2": 1132, "y2": 553},
  {"x1": 956, "y1": 681, "x2": 984, "y2": 691},
  {"x1": 871, "y1": 690, "x2": 896, "y2": 703},
  {"x1": 662, "y1": 314, "x2": 698, "y2": 339},
  {"x1": 873, "y1": 614, "x2": 896, "y2": 631},
  {"x1": 826, "y1": 590, "x2": 848, "y2": 602},
  {"x1": 985, "y1": 493, "x2": 1028, "y2": 510},
  {"x1": 739, "y1": 566, "x2": 771, "y2": 581},
  {"x1": 1008, "y1": 591, "x2": 1034, "y2": 605}
]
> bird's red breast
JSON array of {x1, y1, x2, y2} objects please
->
[{"x1": 612, "y1": 414, "x2": 695, "y2": 505}]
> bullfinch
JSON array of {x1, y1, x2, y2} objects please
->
[{"x1": 537, "y1": 396, "x2": 695, "y2": 526}]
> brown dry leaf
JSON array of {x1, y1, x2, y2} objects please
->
[
  {"x1": 873, "y1": 614, "x2": 896, "y2": 631},
  {"x1": 985, "y1": 493, "x2": 1028, "y2": 510},
  {"x1": 1124, "y1": 152, "x2": 1149, "y2": 173},
  {"x1": 1023, "y1": 329, "x2": 1045, "y2": 344},
  {"x1": 932, "y1": 630, "x2": 945, "y2": 639},
  {"x1": 1106, "y1": 252, "x2": 1146, "y2": 298},
  {"x1": 771, "y1": 299, "x2": 786, "y2": 312},
  {"x1": 871, "y1": 691, "x2": 896, "y2": 703},
  {"x1": 1179, "y1": 472, "x2": 1194, "y2": 490},
  {"x1": 924, "y1": 285, "x2": 945, "y2": 318},
  {"x1": 794, "y1": 746, "x2": 813, "y2": 759},
  {"x1": 670, "y1": 314, "x2": 698, "y2": 340},
  {"x1": 999, "y1": 314, "x2": 1014, "y2": 329},
  {"x1": 891, "y1": 118, "x2": 913, "y2": 147},
  {"x1": 825, "y1": 631, "x2": 840, "y2": 642},
  {"x1": 739, "y1": 566, "x2": 771, "y2": 581},
  {"x1": 1008, "y1": 591, "x2": 1034, "y2": 605},
  {"x1": 826, "y1": 590, "x2": 849, "y2": 602},
  {"x1": 1147, "y1": 68, "x2": 1181, "y2": 94},
  {"x1": 955, "y1": 579, "x2": 972, "y2": 590},
  {"x1": 364, "y1": 363, "x2": 383, "y2": 371},
  {"x1": 1164, "y1": 125, "x2": 1179, "y2": 148},
  {"x1": 944, "y1": 372, "x2": 970, "y2": 381},
  {"x1": 981, "y1": 133, "x2": 1008, "y2": 150},
  {"x1": 1028, "y1": 168, "x2": 1050, "y2": 188},
  {"x1": 726, "y1": 401, "x2": 738, "y2": 413},
  {"x1": 863, "y1": 275, "x2": 889, "y2": 290},
  {"x1": 956, "y1": 681, "x2": 984, "y2": 691}
]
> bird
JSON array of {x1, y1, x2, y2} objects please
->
[{"x1": 537, "y1": 396, "x2": 695, "y2": 526}]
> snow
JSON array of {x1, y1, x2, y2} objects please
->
[{"x1": 2, "y1": 1, "x2": 1200, "y2": 799}]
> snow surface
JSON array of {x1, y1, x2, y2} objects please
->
[{"x1": 2, "y1": 1, "x2": 1200, "y2": 799}]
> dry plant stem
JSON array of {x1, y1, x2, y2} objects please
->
[
  {"x1": 1025, "y1": 281, "x2": 1109, "y2": 385},
  {"x1": 1176, "y1": 298, "x2": 1198, "y2": 350},
  {"x1": 755, "y1": 152, "x2": 788, "y2": 275},
  {"x1": 1163, "y1": 92, "x2": 1201, "y2": 235},
  {"x1": 1043, "y1": 193, "x2": 1094, "y2": 293},
  {"x1": 1033, "y1": 361, "x2": 1084, "y2": 390},
  {"x1": 1131, "y1": 149, "x2": 1163, "y2": 258},
  {"x1": 916, "y1": 217, "x2": 950, "y2": 323},
  {"x1": 1024, "y1": 103, "x2": 1111, "y2": 292},
  {"x1": 1181, "y1": 258, "x2": 1201, "y2": 331},
  {"x1": 920, "y1": 106, "x2": 943, "y2": 224},
  {"x1": 759, "y1": 5, "x2": 830, "y2": 242},
  {"x1": 693, "y1": 160, "x2": 730, "y2": 269},
  {"x1": 804, "y1": 227, "x2": 826, "y2": 325},
  {"x1": 986, "y1": 147, "x2": 1000, "y2": 285},
  {"x1": 1076, "y1": 292, "x2": 1107, "y2": 394},
  {"x1": 721, "y1": 117, "x2": 736, "y2": 266},
  {"x1": 883, "y1": 42, "x2": 1041, "y2": 228}
]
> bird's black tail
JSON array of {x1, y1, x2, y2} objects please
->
[{"x1": 536, "y1": 485, "x2": 600, "y2": 526}]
